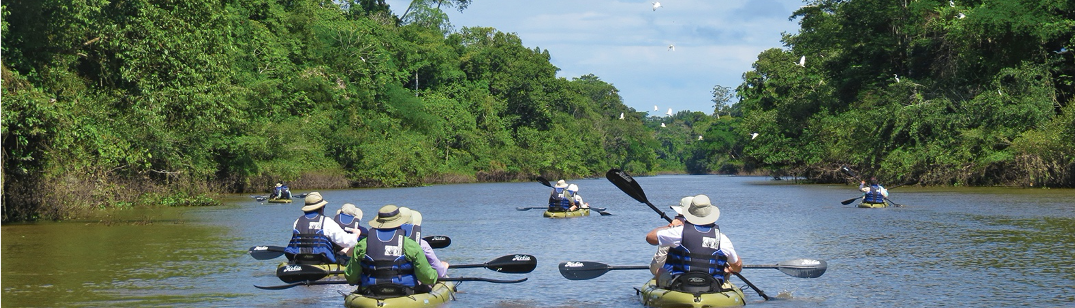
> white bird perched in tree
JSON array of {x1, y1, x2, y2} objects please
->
[
  {"x1": 653, "y1": 1, "x2": 661, "y2": 11},
  {"x1": 750, "y1": 132, "x2": 759, "y2": 140},
  {"x1": 958, "y1": 13, "x2": 965, "y2": 19},
  {"x1": 797, "y1": 55, "x2": 806, "y2": 67},
  {"x1": 894, "y1": 74, "x2": 900, "y2": 83},
  {"x1": 660, "y1": 123, "x2": 666, "y2": 127},
  {"x1": 666, "y1": 108, "x2": 673, "y2": 116},
  {"x1": 950, "y1": 0, "x2": 955, "y2": 7},
  {"x1": 698, "y1": 135, "x2": 704, "y2": 140},
  {"x1": 619, "y1": 112, "x2": 625, "y2": 120},
  {"x1": 668, "y1": 44, "x2": 675, "y2": 51}
]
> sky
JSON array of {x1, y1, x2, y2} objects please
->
[{"x1": 383, "y1": 0, "x2": 807, "y2": 115}]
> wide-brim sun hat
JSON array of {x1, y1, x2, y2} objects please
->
[
  {"x1": 567, "y1": 184, "x2": 579, "y2": 192},
  {"x1": 369, "y1": 205, "x2": 412, "y2": 229},
  {"x1": 555, "y1": 180, "x2": 568, "y2": 188},
  {"x1": 337, "y1": 203, "x2": 362, "y2": 220},
  {"x1": 669, "y1": 196, "x2": 693, "y2": 215},
  {"x1": 302, "y1": 192, "x2": 328, "y2": 212},
  {"x1": 276, "y1": 183, "x2": 282, "y2": 188},
  {"x1": 682, "y1": 194, "x2": 720, "y2": 225},
  {"x1": 409, "y1": 210, "x2": 423, "y2": 226}
]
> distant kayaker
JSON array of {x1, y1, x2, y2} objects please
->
[
  {"x1": 649, "y1": 197, "x2": 690, "y2": 276},
  {"x1": 270, "y1": 182, "x2": 292, "y2": 199},
  {"x1": 285, "y1": 192, "x2": 358, "y2": 265},
  {"x1": 565, "y1": 184, "x2": 589, "y2": 209},
  {"x1": 345, "y1": 205, "x2": 438, "y2": 296},
  {"x1": 645, "y1": 195, "x2": 742, "y2": 292},
  {"x1": 399, "y1": 208, "x2": 450, "y2": 279},
  {"x1": 333, "y1": 203, "x2": 367, "y2": 239},
  {"x1": 859, "y1": 177, "x2": 889, "y2": 205},
  {"x1": 548, "y1": 180, "x2": 577, "y2": 212}
]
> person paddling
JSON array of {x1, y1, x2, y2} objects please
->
[
  {"x1": 399, "y1": 208, "x2": 450, "y2": 280},
  {"x1": 859, "y1": 177, "x2": 889, "y2": 206},
  {"x1": 284, "y1": 192, "x2": 358, "y2": 265},
  {"x1": 645, "y1": 195, "x2": 742, "y2": 292},
  {"x1": 649, "y1": 197, "x2": 690, "y2": 276},
  {"x1": 334, "y1": 203, "x2": 367, "y2": 240},
  {"x1": 345, "y1": 205, "x2": 438, "y2": 296},
  {"x1": 565, "y1": 184, "x2": 589, "y2": 209},
  {"x1": 548, "y1": 180, "x2": 576, "y2": 212}
]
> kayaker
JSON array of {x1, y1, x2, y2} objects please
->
[
  {"x1": 645, "y1": 195, "x2": 742, "y2": 292},
  {"x1": 334, "y1": 203, "x2": 367, "y2": 239},
  {"x1": 284, "y1": 192, "x2": 358, "y2": 265},
  {"x1": 649, "y1": 197, "x2": 690, "y2": 276},
  {"x1": 548, "y1": 180, "x2": 576, "y2": 212},
  {"x1": 270, "y1": 182, "x2": 292, "y2": 199},
  {"x1": 399, "y1": 208, "x2": 450, "y2": 279},
  {"x1": 565, "y1": 184, "x2": 589, "y2": 209},
  {"x1": 345, "y1": 205, "x2": 438, "y2": 296},
  {"x1": 859, "y1": 177, "x2": 889, "y2": 205}
]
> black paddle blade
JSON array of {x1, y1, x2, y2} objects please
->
[
  {"x1": 840, "y1": 196, "x2": 861, "y2": 205},
  {"x1": 442, "y1": 277, "x2": 529, "y2": 283},
  {"x1": 423, "y1": 235, "x2": 451, "y2": 249},
  {"x1": 248, "y1": 246, "x2": 287, "y2": 260},
  {"x1": 484, "y1": 254, "x2": 538, "y2": 273},
  {"x1": 277, "y1": 264, "x2": 332, "y2": 283},
  {"x1": 558, "y1": 261, "x2": 611, "y2": 280},
  {"x1": 254, "y1": 280, "x2": 348, "y2": 290},
  {"x1": 605, "y1": 169, "x2": 648, "y2": 204},
  {"x1": 536, "y1": 176, "x2": 552, "y2": 188}
]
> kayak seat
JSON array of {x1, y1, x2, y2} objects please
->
[
  {"x1": 669, "y1": 272, "x2": 724, "y2": 294},
  {"x1": 362, "y1": 284, "x2": 416, "y2": 299}
]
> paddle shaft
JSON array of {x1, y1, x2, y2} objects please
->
[
  {"x1": 255, "y1": 276, "x2": 527, "y2": 290},
  {"x1": 605, "y1": 169, "x2": 672, "y2": 222}
]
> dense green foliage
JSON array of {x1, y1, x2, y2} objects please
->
[{"x1": 735, "y1": 0, "x2": 1074, "y2": 186}]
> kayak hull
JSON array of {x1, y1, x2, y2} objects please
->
[
  {"x1": 543, "y1": 208, "x2": 590, "y2": 218},
  {"x1": 267, "y1": 198, "x2": 293, "y2": 203},
  {"x1": 639, "y1": 279, "x2": 746, "y2": 308},
  {"x1": 276, "y1": 262, "x2": 344, "y2": 279},
  {"x1": 857, "y1": 201, "x2": 889, "y2": 208},
  {"x1": 344, "y1": 281, "x2": 456, "y2": 308}
]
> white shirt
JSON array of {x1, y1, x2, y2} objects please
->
[
  {"x1": 293, "y1": 214, "x2": 357, "y2": 248},
  {"x1": 655, "y1": 225, "x2": 739, "y2": 265}
]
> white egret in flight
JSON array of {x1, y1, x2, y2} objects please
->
[
  {"x1": 619, "y1": 112, "x2": 625, "y2": 120},
  {"x1": 653, "y1": 2, "x2": 661, "y2": 11},
  {"x1": 668, "y1": 44, "x2": 675, "y2": 51},
  {"x1": 654, "y1": 105, "x2": 659, "y2": 111},
  {"x1": 666, "y1": 108, "x2": 673, "y2": 116},
  {"x1": 750, "y1": 132, "x2": 759, "y2": 140},
  {"x1": 797, "y1": 56, "x2": 806, "y2": 67}
]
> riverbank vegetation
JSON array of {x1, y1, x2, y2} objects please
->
[{"x1": 3, "y1": 0, "x2": 1072, "y2": 222}]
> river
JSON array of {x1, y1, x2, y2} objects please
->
[{"x1": 3, "y1": 175, "x2": 1074, "y2": 307}]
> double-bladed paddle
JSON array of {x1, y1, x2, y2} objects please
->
[
  {"x1": 267, "y1": 254, "x2": 537, "y2": 286},
  {"x1": 249, "y1": 236, "x2": 453, "y2": 260},
  {"x1": 557, "y1": 259, "x2": 827, "y2": 280},
  {"x1": 255, "y1": 276, "x2": 529, "y2": 290},
  {"x1": 533, "y1": 177, "x2": 612, "y2": 216}
]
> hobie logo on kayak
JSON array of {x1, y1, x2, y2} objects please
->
[
  {"x1": 282, "y1": 265, "x2": 302, "y2": 272},
  {"x1": 254, "y1": 246, "x2": 268, "y2": 251},
  {"x1": 563, "y1": 262, "x2": 584, "y2": 267},
  {"x1": 513, "y1": 255, "x2": 532, "y2": 262}
]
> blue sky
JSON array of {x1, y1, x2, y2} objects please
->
[{"x1": 384, "y1": 0, "x2": 807, "y2": 115}]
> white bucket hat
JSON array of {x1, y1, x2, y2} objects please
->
[
  {"x1": 681, "y1": 195, "x2": 720, "y2": 225},
  {"x1": 669, "y1": 196, "x2": 693, "y2": 216},
  {"x1": 337, "y1": 203, "x2": 362, "y2": 221}
]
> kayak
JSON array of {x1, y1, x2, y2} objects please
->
[
  {"x1": 857, "y1": 201, "x2": 889, "y2": 208},
  {"x1": 638, "y1": 278, "x2": 746, "y2": 308},
  {"x1": 276, "y1": 262, "x2": 345, "y2": 280},
  {"x1": 543, "y1": 208, "x2": 590, "y2": 218},
  {"x1": 267, "y1": 198, "x2": 293, "y2": 203},
  {"x1": 343, "y1": 281, "x2": 456, "y2": 308}
]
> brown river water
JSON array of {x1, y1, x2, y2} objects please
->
[{"x1": 3, "y1": 175, "x2": 1074, "y2": 307}]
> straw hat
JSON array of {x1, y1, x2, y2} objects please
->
[
  {"x1": 302, "y1": 192, "x2": 328, "y2": 212},
  {"x1": 681, "y1": 195, "x2": 720, "y2": 225},
  {"x1": 555, "y1": 180, "x2": 568, "y2": 188},
  {"x1": 369, "y1": 205, "x2": 412, "y2": 229},
  {"x1": 669, "y1": 196, "x2": 693, "y2": 215},
  {"x1": 337, "y1": 203, "x2": 362, "y2": 221}
]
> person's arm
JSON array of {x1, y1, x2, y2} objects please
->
[
  {"x1": 344, "y1": 239, "x2": 366, "y2": 285},
  {"x1": 880, "y1": 186, "x2": 889, "y2": 197},
  {"x1": 404, "y1": 237, "x2": 438, "y2": 285},
  {"x1": 646, "y1": 220, "x2": 683, "y2": 245},
  {"x1": 721, "y1": 234, "x2": 742, "y2": 273},
  {"x1": 323, "y1": 218, "x2": 358, "y2": 248},
  {"x1": 420, "y1": 240, "x2": 449, "y2": 278}
]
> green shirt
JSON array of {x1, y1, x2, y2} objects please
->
[{"x1": 344, "y1": 231, "x2": 438, "y2": 286}]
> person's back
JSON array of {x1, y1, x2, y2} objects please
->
[
  {"x1": 334, "y1": 203, "x2": 367, "y2": 240},
  {"x1": 286, "y1": 192, "x2": 357, "y2": 265},
  {"x1": 548, "y1": 180, "x2": 572, "y2": 212},
  {"x1": 346, "y1": 205, "x2": 437, "y2": 296},
  {"x1": 647, "y1": 195, "x2": 741, "y2": 292},
  {"x1": 280, "y1": 184, "x2": 292, "y2": 199},
  {"x1": 859, "y1": 177, "x2": 888, "y2": 204}
]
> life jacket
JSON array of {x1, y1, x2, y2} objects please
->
[
  {"x1": 285, "y1": 213, "x2": 342, "y2": 264},
  {"x1": 334, "y1": 213, "x2": 361, "y2": 234},
  {"x1": 664, "y1": 223, "x2": 729, "y2": 292},
  {"x1": 864, "y1": 184, "x2": 885, "y2": 204},
  {"x1": 400, "y1": 223, "x2": 422, "y2": 242},
  {"x1": 548, "y1": 187, "x2": 571, "y2": 211},
  {"x1": 360, "y1": 228, "x2": 417, "y2": 295},
  {"x1": 280, "y1": 185, "x2": 291, "y2": 199}
]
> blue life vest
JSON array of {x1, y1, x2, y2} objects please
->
[
  {"x1": 285, "y1": 213, "x2": 342, "y2": 264},
  {"x1": 401, "y1": 223, "x2": 422, "y2": 242},
  {"x1": 334, "y1": 213, "x2": 367, "y2": 240},
  {"x1": 548, "y1": 187, "x2": 571, "y2": 211},
  {"x1": 360, "y1": 228, "x2": 417, "y2": 289},
  {"x1": 663, "y1": 223, "x2": 728, "y2": 284},
  {"x1": 864, "y1": 184, "x2": 885, "y2": 203}
]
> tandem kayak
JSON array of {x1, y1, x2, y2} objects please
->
[
  {"x1": 267, "y1": 198, "x2": 293, "y2": 203},
  {"x1": 343, "y1": 281, "x2": 456, "y2": 308},
  {"x1": 543, "y1": 208, "x2": 590, "y2": 218},
  {"x1": 857, "y1": 200, "x2": 889, "y2": 208},
  {"x1": 638, "y1": 279, "x2": 746, "y2": 308}
]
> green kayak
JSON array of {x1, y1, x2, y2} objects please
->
[
  {"x1": 543, "y1": 208, "x2": 590, "y2": 218},
  {"x1": 638, "y1": 278, "x2": 746, "y2": 308},
  {"x1": 857, "y1": 200, "x2": 889, "y2": 208},
  {"x1": 343, "y1": 281, "x2": 456, "y2": 308}
]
